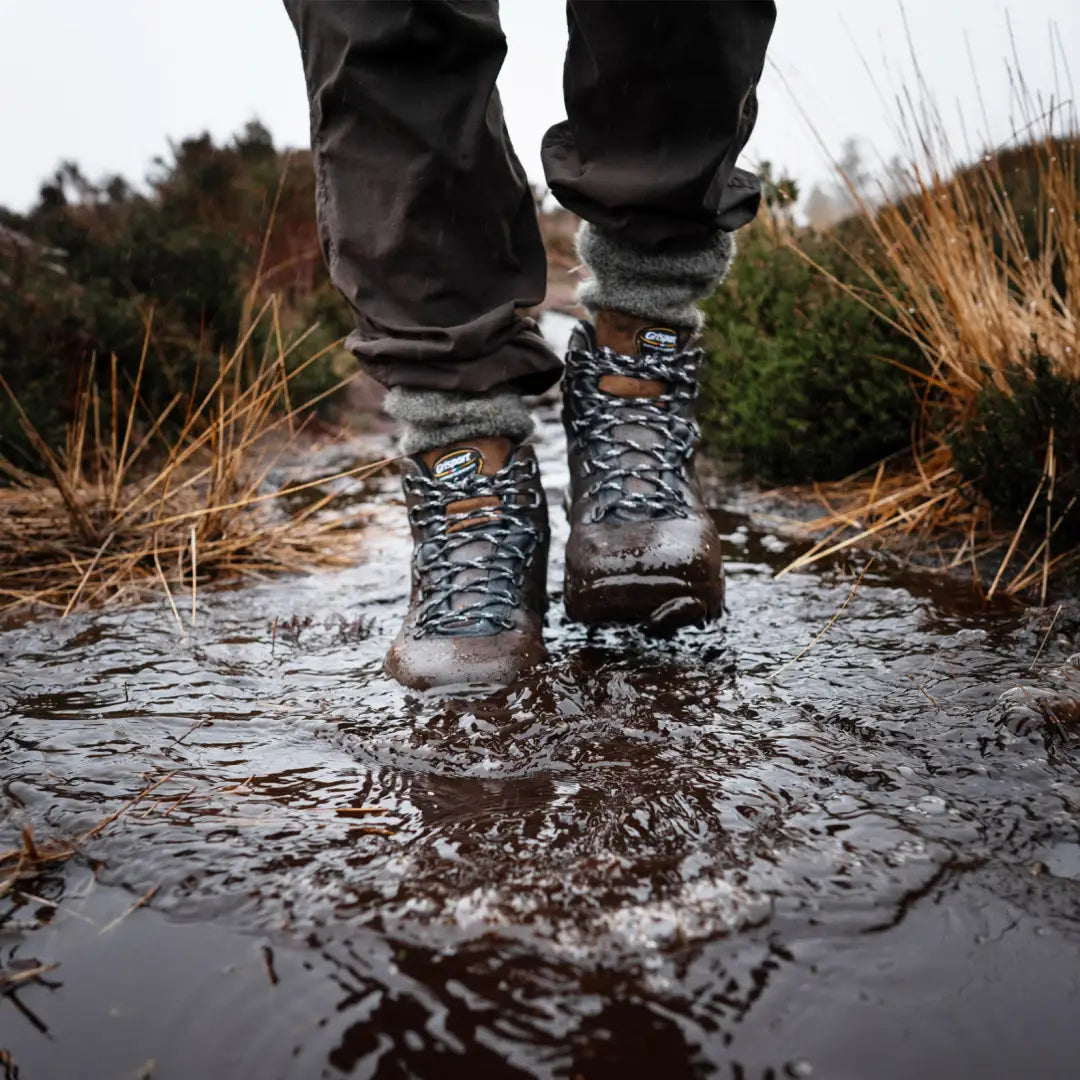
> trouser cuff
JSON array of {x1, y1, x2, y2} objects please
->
[
  {"x1": 384, "y1": 387, "x2": 535, "y2": 455},
  {"x1": 576, "y1": 223, "x2": 736, "y2": 333}
]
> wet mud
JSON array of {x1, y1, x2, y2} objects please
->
[{"x1": 3, "y1": 398, "x2": 1080, "y2": 1079}]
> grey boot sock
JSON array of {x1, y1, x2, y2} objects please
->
[
  {"x1": 576, "y1": 223, "x2": 736, "y2": 334},
  {"x1": 384, "y1": 386, "x2": 535, "y2": 455}
]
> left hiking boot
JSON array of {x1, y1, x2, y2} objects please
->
[
  {"x1": 385, "y1": 436, "x2": 549, "y2": 691},
  {"x1": 561, "y1": 311, "x2": 723, "y2": 634}
]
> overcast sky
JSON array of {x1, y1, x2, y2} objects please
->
[{"x1": 0, "y1": 0, "x2": 1075, "y2": 212}]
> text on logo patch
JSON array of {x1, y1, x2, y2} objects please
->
[{"x1": 432, "y1": 447, "x2": 484, "y2": 481}]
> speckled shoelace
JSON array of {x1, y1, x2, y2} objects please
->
[
  {"x1": 565, "y1": 343, "x2": 703, "y2": 523},
  {"x1": 404, "y1": 456, "x2": 543, "y2": 637}
]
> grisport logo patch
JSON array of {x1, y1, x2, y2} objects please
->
[
  {"x1": 636, "y1": 326, "x2": 678, "y2": 357},
  {"x1": 432, "y1": 446, "x2": 484, "y2": 482}
]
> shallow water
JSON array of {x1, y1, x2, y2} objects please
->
[{"x1": 3, "y1": 400, "x2": 1080, "y2": 1079}]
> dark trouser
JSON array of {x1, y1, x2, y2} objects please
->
[{"x1": 283, "y1": 1, "x2": 775, "y2": 396}]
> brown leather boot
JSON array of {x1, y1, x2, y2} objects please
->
[
  {"x1": 561, "y1": 312, "x2": 723, "y2": 634},
  {"x1": 385, "y1": 436, "x2": 549, "y2": 691}
]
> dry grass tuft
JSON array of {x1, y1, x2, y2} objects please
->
[
  {"x1": 0, "y1": 296, "x2": 389, "y2": 623},
  {"x1": 782, "y1": 35, "x2": 1079, "y2": 598}
]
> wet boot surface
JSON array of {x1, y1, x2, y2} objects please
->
[
  {"x1": 562, "y1": 318, "x2": 724, "y2": 632},
  {"x1": 3, "y1": 316, "x2": 1080, "y2": 1079}
]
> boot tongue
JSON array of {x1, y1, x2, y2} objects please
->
[
  {"x1": 420, "y1": 436, "x2": 512, "y2": 480},
  {"x1": 593, "y1": 315, "x2": 692, "y2": 400},
  {"x1": 420, "y1": 436, "x2": 513, "y2": 533}
]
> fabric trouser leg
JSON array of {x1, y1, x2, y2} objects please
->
[
  {"x1": 543, "y1": 0, "x2": 777, "y2": 332},
  {"x1": 544, "y1": 0, "x2": 776, "y2": 246},
  {"x1": 283, "y1": 0, "x2": 560, "y2": 397}
]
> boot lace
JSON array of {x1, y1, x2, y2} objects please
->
[
  {"x1": 566, "y1": 344, "x2": 702, "y2": 523},
  {"x1": 404, "y1": 456, "x2": 543, "y2": 637}
]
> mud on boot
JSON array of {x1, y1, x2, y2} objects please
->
[
  {"x1": 561, "y1": 318, "x2": 723, "y2": 634},
  {"x1": 385, "y1": 436, "x2": 549, "y2": 691}
]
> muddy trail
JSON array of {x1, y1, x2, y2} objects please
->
[{"x1": 4, "y1": 372, "x2": 1080, "y2": 1078}]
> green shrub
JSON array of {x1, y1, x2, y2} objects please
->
[
  {"x1": 699, "y1": 219, "x2": 925, "y2": 483},
  {"x1": 0, "y1": 122, "x2": 354, "y2": 472},
  {"x1": 950, "y1": 353, "x2": 1080, "y2": 544},
  {"x1": 0, "y1": 224, "x2": 82, "y2": 469}
]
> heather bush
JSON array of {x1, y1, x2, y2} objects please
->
[
  {"x1": 0, "y1": 122, "x2": 354, "y2": 471},
  {"x1": 951, "y1": 353, "x2": 1080, "y2": 545},
  {"x1": 699, "y1": 215, "x2": 924, "y2": 483}
]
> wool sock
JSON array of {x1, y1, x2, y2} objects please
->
[
  {"x1": 576, "y1": 223, "x2": 736, "y2": 335},
  {"x1": 384, "y1": 386, "x2": 535, "y2": 456}
]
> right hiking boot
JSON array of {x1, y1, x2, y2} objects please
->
[
  {"x1": 385, "y1": 436, "x2": 549, "y2": 691},
  {"x1": 561, "y1": 316, "x2": 724, "y2": 634}
]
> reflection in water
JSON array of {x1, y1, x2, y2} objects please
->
[{"x1": 2, "y1": 405, "x2": 1080, "y2": 1078}]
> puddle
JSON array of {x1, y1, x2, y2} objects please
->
[{"x1": 3, "y1": 396, "x2": 1080, "y2": 1078}]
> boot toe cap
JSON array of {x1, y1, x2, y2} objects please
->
[
  {"x1": 384, "y1": 622, "x2": 546, "y2": 692},
  {"x1": 567, "y1": 516, "x2": 721, "y2": 584},
  {"x1": 564, "y1": 516, "x2": 724, "y2": 628}
]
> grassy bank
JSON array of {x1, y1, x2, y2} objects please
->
[
  {"x1": 701, "y1": 93, "x2": 1079, "y2": 598},
  {"x1": 0, "y1": 302, "x2": 386, "y2": 620},
  {"x1": 0, "y1": 123, "x2": 394, "y2": 619}
]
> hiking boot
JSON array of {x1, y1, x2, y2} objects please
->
[
  {"x1": 561, "y1": 313, "x2": 723, "y2": 633},
  {"x1": 385, "y1": 436, "x2": 549, "y2": 691}
]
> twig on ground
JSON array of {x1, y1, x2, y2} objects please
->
[
  {"x1": 772, "y1": 557, "x2": 876, "y2": 678},
  {"x1": 98, "y1": 884, "x2": 160, "y2": 936},
  {"x1": 1030, "y1": 603, "x2": 1064, "y2": 672}
]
